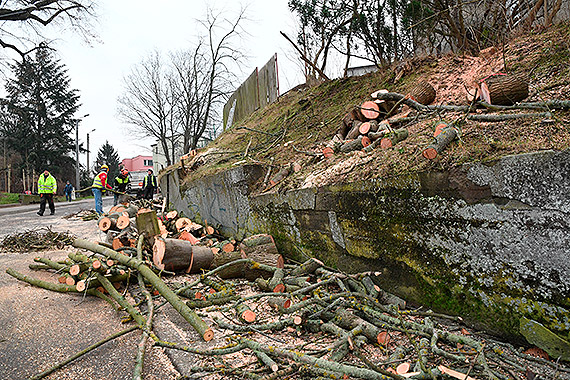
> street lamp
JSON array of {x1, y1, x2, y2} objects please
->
[
  {"x1": 75, "y1": 114, "x2": 90, "y2": 190},
  {"x1": 86, "y1": 128, "x2": 96, "y2": 175}
]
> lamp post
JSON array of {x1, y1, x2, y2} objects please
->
[
  {"x1": 75, "y1": 114, "x2": 90, "y2": 190},
  {"x1": 86, "y1": 128, "x2": 96, "y2": 175}
]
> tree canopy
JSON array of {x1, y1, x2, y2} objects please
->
[
  {"x1": 93, "y1": 141, "x2": 121, "y2": 181},
  {"x1": 0, "y1": 44, "x2": 80, "y2": 178}
]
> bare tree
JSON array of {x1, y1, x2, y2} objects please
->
[
  {"x1": 0, "y1": 0, "x2": 96, "y2": 59},
  {"x1": 117, "y1": 51, "x2": 179, "y2": 166}
]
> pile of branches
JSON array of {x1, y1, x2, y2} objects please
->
[
  {"x1": 0, "y1": 227, "x2": 75, "y2": 252},
  {"x1": 63, "y1": 209, "x2": 99, "y2": 221},
  {"x1": 6, "y1": 235, "x2": 567, "y2": 379}
]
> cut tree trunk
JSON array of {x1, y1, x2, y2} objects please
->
[
  {"x1": 410, "y1": 81, "x2": 436, "y2": 105},
  {"x1": 479, "y1": 74, "x2": 529, "y2": 105},
  {"x1": 423, "y1": 126, "x2": 458, "y2": 160},
  {"x1": 240, "y1": 234, "x2": 284, "y2": 281},
  {"x1": 350, "y1": 106, "x2": 367, "y2": 122},
  {"x1": 210, "y1": 250, "x2": 246, "y2": 279},
  {"x1": 178, "y1": 230, "x2": 199, "y2": 245},
  {"x1": 380, "y1": 128, "x2": 409, "y2": 149},
  {"x1": 188, "y1": 246, "x2": 214, "y2": 274},
  {"x1": 136, "y1": 210, "x2": 161, "y2": 244},
  {"x1": 153, "y1": 238, "x2": 193, "y2": 272},
  {"x1": 98, "y1": 213, "x2": 121, "y2": 232},
  {"x1": 340, "y1": 136, "x2": 364, "y2": 153},
  {"x1": 345, "y1": 121, "x2": 362, "y2": 140}
]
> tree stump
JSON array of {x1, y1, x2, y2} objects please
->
[
  {"x1": 136, "y1": 209, "x2": 160, "y2": 244},
  {"x1": 410, "y1": 81, "x2": 436, "y2": 105},
  {"x1": 479, "y1": 74, "x2": 528, "y2": 105}
]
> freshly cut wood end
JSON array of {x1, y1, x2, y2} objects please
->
[
  {"x1": 293, "y1": 316, "x2": 303, "y2": 325},
  {"x1": 152, "y1": 238, "x2": 166, "y2": 270},
  {"x1": 283, "y1": 299, "x2": 292, "y2": 309},
  {"x1": 422, "y1": 147, "x2": 438, "y2": 160},
  {"x1": 370, "y1": 89, "x2": 388, "y2": 98},
  {"x1": 272, "y1": 283, "x2": 286, "y2": 293},
  {"x1": 175, "y1": 217, "x2": 191, "y2": 231},
  {"x1": 76, "y1": 280, "x2": 87, "y2": 292},
  {"x1": 195, "y1": 292, "x2": 206, "y2": 300},
  {"x1": 58, "y1": 275, "x2": 67, "y2": 284},
  {"x1": 433, "y1": 123, "x2": 447, "y2": 137},
  {"x1": 116, "y1": 215, "x2": 130, "y2": 230},
  {"x1": 359, "y1": 122, "x2": 371, "y2": 135},
  {"x1": 69, "y1": 264, "x2": 81, "y2": 276},
  {"x1": 361, "y1": 136, "x2": 372, "y2": 148},
  {"x1": 380, "y1": 138, "x2": 393, "y2": 149},
  {"x1": 222, "y1": 243, "x2": 235, "y2": 253},
  {"x1": 202, "y1": 328, "x2": 214, "y2": 342},
  {"x1": 65, "y1": 276, "x2": 76, "y2": 286},
  {"x1": 276, "y1": 255, "x2": 285, "y2": 269},
  {"x1": 112, "y1": 238, "x2": 124, "y2": 251},
  {"x1": 206, "y1": 226, "x2": 215, "y2": 235},
  {"x1": 92, "y1": 260, "x2": 102, "y2": 269},
  {"x1": 241, "y1": 310, "x2": 256, "y2": 323},
  {"x1": 178, "y1": 230, "x2": 199, "y2": 245},
  {"x1": 396, "y1": 362, "x2": 410, "y2": 375},
  {"x1": 322, "y1": 146, "x2": 334, "y2": 158},
  {"x1": 165, "y1": 210, "x2": 178, "y2": 219},
  {"x1": 106, "y1": 259, "x2": 115, "y2": 267},
  {"x1": 361, "y1": 101, "x2": 380, "y2": 119},
  {"x1": 377, "y1": 331, "x2": 390, "y2": 345},
  {"x1": 98, "y1": 217, "x2": 111, "y2": 231}
]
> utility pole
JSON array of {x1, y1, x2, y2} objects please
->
[
  {"x1": 86, "y1": 128, "x2": 96, "y2": 176},
  {"x1": 75, "y1": 114, "x2": 90, "y2": 190}
]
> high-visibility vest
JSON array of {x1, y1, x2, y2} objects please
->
[
  {"x1": 92, "y1": 171, "x2": 107, "y2": 188},
  {"x1": 115, "y1": 176, "x2": 128, "y2": 185},
  {"x1": 143, "y1": 175, "x2": 156, "y2": 188},
  {"x1": 38, "y1": 174, "x2": 57, "y2": 194}
]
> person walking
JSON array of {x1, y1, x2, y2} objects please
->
[
  {"x1": 63, "y1": 181, "x2": 73, "y2": 202},
  {"x1": 37, "y1": 170, "x2": 57, "y2": 216},
  {"x1": 92, "y1": 164, "x2": 112, "y2": 215},
  {"x1": 142, "y1": 168, "x2": 157, "y2": 200},
  {"x1": 113, "y1": 168, "x2": 130, "y2": 206}
]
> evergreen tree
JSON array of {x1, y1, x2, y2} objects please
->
[
  {"x1": 93, "y1": 141, "x2": 121, "y2": 182},
  {"x1": 0, "y1": 44, "x2": 80, "y2": 177}
]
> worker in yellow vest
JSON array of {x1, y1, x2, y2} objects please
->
[
  {"x1": 92, "y1": 164, "x2": 112, "y2": 215},
  {"x1": 37, "y1": 170, "x2": 57, "y2": 216}
]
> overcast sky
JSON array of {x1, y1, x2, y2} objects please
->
[{"x1": 52, "y1": 0, "x2": 302, "y2": 167}]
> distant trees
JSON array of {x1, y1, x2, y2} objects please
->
[
  {"x1": 0, "y1": 44, "x2": 80, "y2": 182},
  {"x1": 117, "y1": 8, "x2": 246, "y2": 166},
  {"x1": 287, "y1": 0, "x2": 567, "y2": 79},
  {"x1": 0, "y1": 0, "x2": 96, "y2": 59},
  {"x1": 92, "y1": 141, "x2": 121, "y2": 181}
]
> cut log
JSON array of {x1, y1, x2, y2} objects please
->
[
  {"x1": 360, "y1": 101, "x2": 381, "y2": 119},
  {"x1": 345, "y1": 121, "x2": 363, "y2": 140},
  {"x1": 290, "y1": 258, "x2": 324, "y2": 277},
  {"x1": 349, "y1": 106, "x2": 367, "y2": 122},
  {"x1": 153, "y1": 238, "x2": 193, "y2": 272},
  {"x1": 361, "y1": 136, "x2": 372, "y2": 148},
  {"x1": 240, "y1": 234, "x2": 284, "y2": 281},
  {"x1": 236, "y1": 303, "x2": 256, "y2": 323},
  {"x1": 210, "y1": 250, "x2": 246, "y2": 279},
  {"x1": 340, "y1": 136, "x2": 364, "y2": 153},
  {"x1": 116, "y1": 214, "x2": 131, "y2": 230},
  {"x1": 410, "y1": 81, "x2": 436, "y2": 105},
  {"x1": 380, "y1": 128, "x2": 409, "y2": 149},
  {"x1": 339, "y1": 113, "x2": 354, "y2": 139},
  {"x1": 74, "y1": 238, "x2": 214, "y2": 342},
  {"x1": 423, "y1": 126, "x2": 458, "y2": 160},
  {"x1": 268, "y1": 166, "x2": 290, "y2": 187},
  {"x1": 175, "y1": 217, "x2": 192, "y2": 232},
  {"x1": 98, "y1": 213, "x2": 120, "y2": 232},
  {"x1": 165, "y1": 210, "x2": 178, "y2": 220},
  {"x1": 178, "y1": 230, "x2": 199, "y2": 245},
  {"x1": 136, "y1": 210, "x2": 161, "y2": 244},
  {"x1": 188, "y1": 246, "x2": 214, "y2": 274},
  {"x1": 267, "y1": 296, "x2": 292, "y2": 312},
  {"x1": 479, "y1": 73, "x2": 529, "y2": 105},
  {"x1": 359, "y1": 122, "x2": 372, "y2": 135},
  {"x1": 322, "y1": 146, "x2": 334, "y2": 158},
  {"x1": 433, "y1": 121, "x2": 448, "y2": 137},
  {"x1": 367, "y1": 119, "x2": 379, "y2": 133}
]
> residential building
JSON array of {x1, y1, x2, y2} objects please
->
[{"x1": 121, "y1": 155, "x2": 153, "y2": 172}]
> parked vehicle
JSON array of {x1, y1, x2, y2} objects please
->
[{"x1": 126, "y1": 171, "x2": 147, "y2": 196}]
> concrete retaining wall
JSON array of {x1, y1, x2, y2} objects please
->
[{"x1": 162, "y1": 150, "x2": 570, "y2": 340}]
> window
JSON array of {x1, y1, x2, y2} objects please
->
[{"x1": 144, "y1": 159, "x2": 153, "y2": 166}]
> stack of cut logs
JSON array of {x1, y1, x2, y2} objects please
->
[
  {"x1": 330, "y1": 73, "x2": 532, "y2": 160},
  {"x1": 331, "y1": 81, "x2": 436, "y2": 156},
  {"x1": 97, "y1": 201, "x2": 284, "y2": 277}
]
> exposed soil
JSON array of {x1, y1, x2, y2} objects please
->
[{"x1": 173, "y1": 22, "x2": 570, "y2": 195}]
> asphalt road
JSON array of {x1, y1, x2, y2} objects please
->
[{"x1": 0, "y1": 196, "x2": 114, "y2": 238}]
